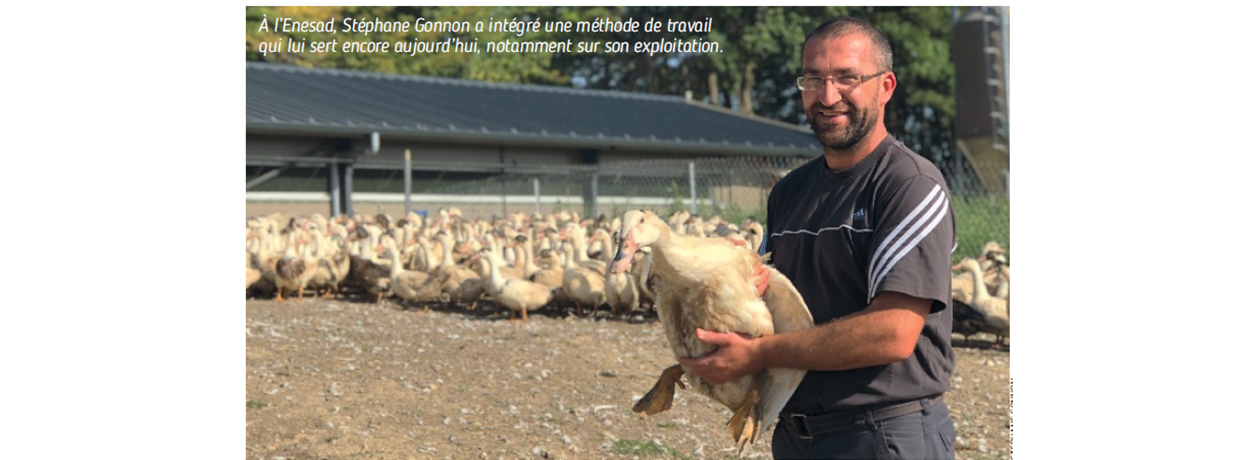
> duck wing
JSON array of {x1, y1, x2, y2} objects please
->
[
  {"x1": 755, "y1": 265, "x2": 815, "y2": 435},
  {"x1": 396, "y1": 271, "x2": 430, "y2": 292},
  {"x1": 276, "y1": 257, "x2": 305, "y2": 282}
]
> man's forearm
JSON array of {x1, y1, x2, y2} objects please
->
[{"x1": 754, "y1": 294, "x2": 929, "y2": 371}]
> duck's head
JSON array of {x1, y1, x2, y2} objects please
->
[
  {"x1": 981, "y1": 241, "x2": 1006, "y2": 258},
  {"x1": 476, "y1": 247, "x2": 505, "y2": 267},
  {"x1": 609, "y1": 209, "x2": 662, "y2": 274}
]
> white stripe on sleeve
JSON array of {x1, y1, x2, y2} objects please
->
[
  {"x1": 865, "y1": 184, "x2": 943, "y2": 295},
  {"x1": 868, "y1": 190, "x2": 950, "y2": 301}
]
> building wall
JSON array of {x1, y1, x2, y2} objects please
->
[
  {"x1": 247, "y1": 134, "x2": 586, "y2": 168},
  {"x1": 247, "y1": 134, "x2": 807, "y2": 170}
]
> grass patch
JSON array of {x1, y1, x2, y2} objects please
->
[
  {"x1": 657, "y1": 422, "x2": 678, "y2": 428},
  {"x1": 706, "y1": 202, "x2": 765, "y2": 229},
  {"x1": 246, "y1": 400, "x2": 268, "y2": 409},
  {"x1": 609, "y1": 439, "x2": 690, "y2": 459},
  {"x1": 952, "y1": 194, "x2": 1009, "y2": 263}
]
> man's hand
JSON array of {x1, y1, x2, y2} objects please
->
[
  {"x1": 677, "y1": 329, "x2": 764, "y2": 385},
  {"x1": 679, "y1": 292, "x2": 932, "y2": 383}
]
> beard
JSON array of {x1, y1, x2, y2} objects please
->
[{"x1": 806, "y1": 96, "x2": 879, "y2": 154}]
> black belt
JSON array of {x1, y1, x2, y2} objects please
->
[{"x1": 780, "y1": 395, "x2": 944, "y2": 439}]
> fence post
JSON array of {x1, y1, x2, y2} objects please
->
[
  {"x1": 342, "y1": 162, "x2": 354, "y2": 216},
  {"x1": 589, "y1": 171, "x2": 599, "y2": 217},
  {"x1": 533, "y1": 178, "x2": 541, "y2": 215},
  {"x1": 404, "y1": 148, "x2": 413, "y2": 216},
  {"x1": 329, "y1": 160, "x2": 340, "y2": 217},
  {"x1": 689, "y1": 161, "x2": 698, "y2": 215}
]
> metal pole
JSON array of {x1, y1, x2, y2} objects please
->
[
  {"x1": 728, "y1": 167, "x2": 734, "y2": 208},
  {"x1": 590, "y1": 172, "x2": 599, "y2": 217},
  {"x1": 500, "y1": 145, "x2": 507, "y2": 217},
  {"x1": 689, "y1": 161, "x2": 698, "y2": 215},
  {"x1": 533, "y1": 178, "x2": 541, "y2": 215},
  {"x1": 246, "y1": 167, "x2": 287, "y2": 191},
  {"x1": 329, "y1": 161, "x2": 340, "y2": 217},
  {"x1": 342, "y1": 163, "x2": 354, "y2": 216},
  {"x1": 404, "y1": 148, "x2": 413, "y2": 216}
]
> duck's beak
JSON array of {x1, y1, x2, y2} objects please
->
[{"x1": 608, "y1": 230, "x2": 638, "y2": 274}]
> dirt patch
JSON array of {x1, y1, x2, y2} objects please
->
[{"x1": 246, "y1": 298, "x2": 1010, "y2": 460}]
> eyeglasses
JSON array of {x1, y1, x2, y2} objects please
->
[{"x1": 796, "y1": 71, "x2": 887, "y2": 92}]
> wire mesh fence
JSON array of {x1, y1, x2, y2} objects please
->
[
  {"x1": 943, "y1": 138, "x2": 1010, "y2": 262},
  {"x1": 417, "y1": 157, "x2": 804, "y2": 224},
  {"x1": 950, "y1": 160, "x2": 1009, "y2": 263},
  {"x1": 246, "y1": 153, "x2": 1008, "y2": 260}
]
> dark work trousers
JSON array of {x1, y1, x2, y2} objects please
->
[{"x1": 771, "y1": 399, "x2": 956, "y2": 459}]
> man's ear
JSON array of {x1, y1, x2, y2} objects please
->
[{"x1": 879, "y1": 72, "x2": 897, "y2": 105}]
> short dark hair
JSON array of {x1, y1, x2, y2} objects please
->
[{"x1": 802, "y1": 17, "x2": 893, "y2": 73}]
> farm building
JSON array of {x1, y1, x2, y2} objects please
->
[{"x1": 245, "y1": 62, "x2": 820, "y2": 218}]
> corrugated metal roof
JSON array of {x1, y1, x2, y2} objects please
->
[{"x1": 246, "y1": 62, "x2": 821, "y2": 157}]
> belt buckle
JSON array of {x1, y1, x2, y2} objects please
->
[{"x1": 787, "y1": 413, "x2": 814, "y2": 440}]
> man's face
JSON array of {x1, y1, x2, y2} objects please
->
[{"x1": 801, "y1": 33, "x2": 891, "y2": 153}]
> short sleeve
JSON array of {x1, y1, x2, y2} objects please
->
[
  {"x1": 763, "y1": 180, "x2": 780, "y2": 259},
  {"x1": 866, "y1": 174, "x2": 955, "y2": 313}
]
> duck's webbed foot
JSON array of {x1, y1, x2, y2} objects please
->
[
  {"x1": 727, "y1": 384, "x2": 760, "y2": 456},
  {"x1": 632, "y1": 364, "x2": 686, "y2": 416}
]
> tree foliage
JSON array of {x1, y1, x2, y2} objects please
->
[{"x1": 246, "y1": 6, "x2": 959, "y2": 163}]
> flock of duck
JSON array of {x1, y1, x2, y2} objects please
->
[
  {"x1": 245, "y1": 208, "x2": 1010, "y2": 342},
  {"x1": 245, "y1": 208, "x2": 766, "y2": 321},
  {"x1": 245, "y1": 207, "x2": 1008, "y2": 452},
  {"x1": 951, "y1": 241, "x2": 1012, "y2": 346}
]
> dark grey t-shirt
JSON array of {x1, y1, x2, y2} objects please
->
[{"x1": 765, "y1": 135, "x2": 956, "y2": 413}]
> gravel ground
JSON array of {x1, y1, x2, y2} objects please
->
[{"x1": 246, "y1": 298, "x2": 1010, "y2": 460}]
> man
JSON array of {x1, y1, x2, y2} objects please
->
[{"x1": 678, "y1": 17, "x2": 957, "y2": 459}]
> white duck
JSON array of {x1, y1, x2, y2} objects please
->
[
  {"x1": 561, "y1": 240, "x2": 607, "y2": 316},
  {"x1": 245, "y1": 229, "x2": 263, "y2": 291},
  {"x1": 744, "y1": 221, "x2": 764, "y2": 252},
  {"x1": 249, "y1": 226, "x2": 281, "y2": 296},
  {"x1": 956, "y1": 257, "x2": 1010, "y2": 344},
  {"x1": 382, "y1": 239, "x2": 441, "y2": 311},
  {"x1": 275, "y1": 231, "x2": 321, "y2": 301},
  {"x1": 476, "y1": 248, "x2": 554, "y2": 321},
  {"x1": 307, "y1": 228, "x2": 346, "y2": 298},
  {"x1": 992, "y1": 264, "x2": 1010, "y2": 300},
  {"x1": 434, "y1": 232, "x2": 481, "y2": 306},
  {"x1": 609, "y1": 210, "x2": 814, "y2": 454},
  {"x1": 604, "y1": 259, "x2": 641, "y2": 318},
  {"x1": 980, "y1": 243, "x2": 1010, "y2": 296}
]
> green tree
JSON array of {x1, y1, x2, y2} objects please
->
[
  {"x1": 246, "y1": 6, "x2": 959, "y2": 166},
  {"x1": 247, "y1": 6, "x2": 618, "y2": 84}
]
